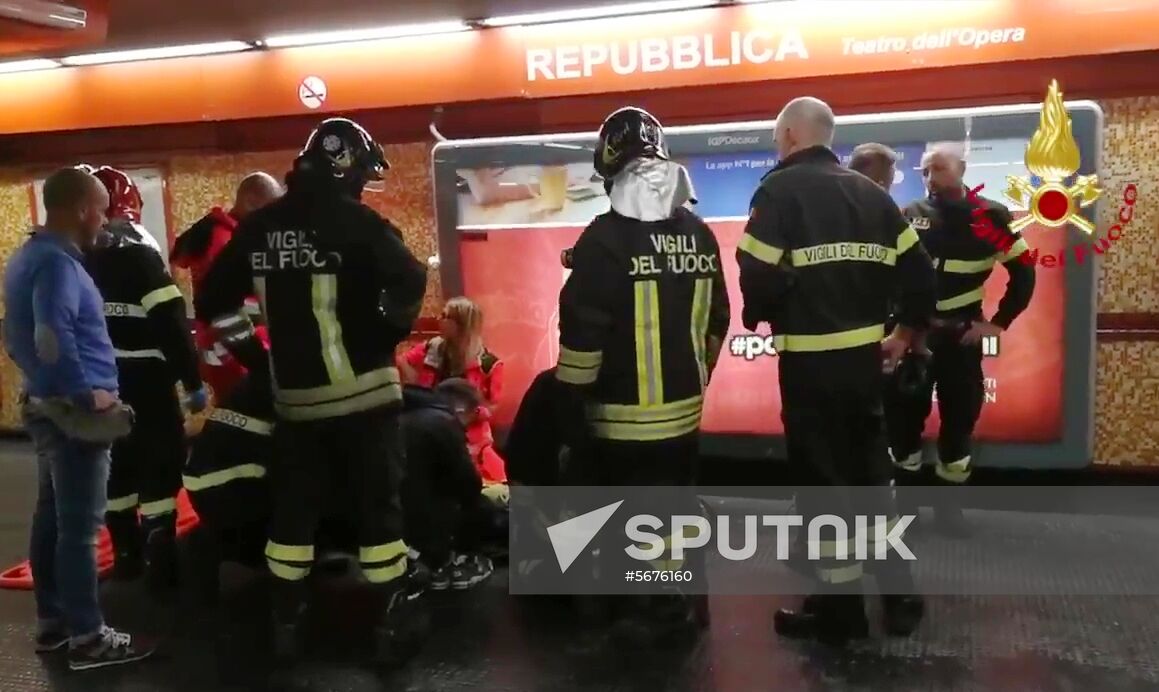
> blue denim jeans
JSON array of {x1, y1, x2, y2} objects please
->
[{"x1": 24, "y1": 407, "x2": 110, "y2": 641}]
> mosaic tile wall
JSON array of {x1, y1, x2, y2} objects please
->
[{"x1": 0, "y1": 100, "x2": 1156, "y2": 464}]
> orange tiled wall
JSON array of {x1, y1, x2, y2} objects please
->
[
  {"x1": 0, "y1": 102, "x2": 1156, "y2": 465},
  {"x1": 166, "y1": 143, "x2": 442, "y2": 317}
]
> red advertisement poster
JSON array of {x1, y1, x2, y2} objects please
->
[
  {"x1": 454, "y1": 144, "x2": 1067, "y2": 443},
  {"x1": 461, "y1": 216, "x2": 1064, "y2": 442}
]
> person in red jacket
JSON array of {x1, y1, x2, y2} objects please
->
[
  {"x1": 171, "y1": 172, "x2": 281, "y2": 402},
  {"x1": 399, "y1": 296, "x2": 504, "y2": 409}
]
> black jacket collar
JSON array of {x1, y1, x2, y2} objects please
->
[{"x1": 774, "y1": 145, "x2": 839, "y2": 171}]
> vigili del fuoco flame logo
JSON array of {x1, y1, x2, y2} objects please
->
[{"x1": 1003, "y1": 79, "x2": 1101, "y2": 235}]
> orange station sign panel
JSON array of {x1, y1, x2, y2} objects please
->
[{"x1": 0, "y1": 0, "x2": 1155, "y2": 134}]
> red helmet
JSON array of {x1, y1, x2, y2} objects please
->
[{"x1": 92, "y1": 166, "x2": 143, "y2": 223}]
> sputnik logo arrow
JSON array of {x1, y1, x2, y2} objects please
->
[{"x1": 546, "y1": 500, "x2": 624, "y2": 573}]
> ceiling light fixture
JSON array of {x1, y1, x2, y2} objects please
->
[
  {"x1": 480, "y1": 0, "x2": 717, "y2": 27},
  {"x1": 263, "y1": 21, "x2": 470, "y2": 48},
  {"x1": 60, "y1": 41, "x2": 253, "y2": 67},
  {"x1": 0, "y1": 1, "x2": 86, "y2": 30},
  {"x1": 0, "y1": 58, "x2": 62, "y2": 74}
]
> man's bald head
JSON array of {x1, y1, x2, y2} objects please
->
[
  {"x1": 774, "y1": 97, "x2": 835, "y2": 158},
  {"x1": 43, "y1": 167, "x2": 109, "y2": 245},
  {"x1": 233, "y1": 172, "x2": 282, "y2": 218},
  {"x1": 920, "y1": 142, "x2": 967, "y2": 196}
]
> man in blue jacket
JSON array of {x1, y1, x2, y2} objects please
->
[{"x1": 2, "y1": 167, "x2": 152, "y2": 671}]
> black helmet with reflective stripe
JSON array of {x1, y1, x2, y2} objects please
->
[
  {"x1": 293, "y1": 117, "x2": 389, "y2": 196},
  {"x1": 594, "y1": 106, "x2": 669, "y2": 180}
]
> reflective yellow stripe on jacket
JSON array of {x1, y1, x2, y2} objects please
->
[
  {"x1": 183, "y1": 464, "x2": 267, "y2": 492},
  {"x1": 588, "y1": 395, "x2": 703, "y2": 442},
  {"x1": 557, "y1": 347, "x2": 602, "y2": 385},
  {"x1": 936, "y1": 286, "x2": 985, "y2": 312},
  {"x1": 634, "y1": 280, "x2": 664, "y2": 406},
  {"x1": 773, "y1": 324, "x2": 885, "y2": 354},
  {"x1": 274, "y1": 367, "x2": 402, "y2": 421}
]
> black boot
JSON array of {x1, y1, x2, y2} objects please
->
[
  {"x1": 271, "y1": 580, "x2": 308, "y2": 663},
  {"x1": 372, "y1": 572, "x2": 430, "y2": 670},
  {"x1": 142, "y1": 512, "x2": 178, "y2": 594},
  {"x1": 882, "y1": 594, "x2": 925, "y2": 636},
  {"x1": 106, "y1": 511, "x2": 143, "y2": 581},
  {"x1": 774, "y1": 594, "x2": 869, "y2": 646}
]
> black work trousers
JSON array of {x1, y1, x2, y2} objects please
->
[
  {"x1": 266, "y1": 405, "x2": 407, "y2": 586},
  {"x1": 779, "y1": 346, "x2": 900, "y2": 593},
  {"x1": 107, "y1": 363, "x2": 185, "y2": 524},
  {"x1": 883, "y1": 327, "x2": 983, "y2": 484}
]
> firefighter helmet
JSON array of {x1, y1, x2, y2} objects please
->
[
  {"x1": 891, "y1": 350, "x2": 931, "y2": 397},
  {"x1": 294, "y1": 117, "x2": 389, "y2": 194},
  {"x1": 594, "y1": 106, "x2": 669, "y2": 180},
  {"x1": 92, "y1": 166, "x2": 143, "y2": 223}
]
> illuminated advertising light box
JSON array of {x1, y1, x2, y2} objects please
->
[{"x1": 431, "y1": 102, "x2": 1101, "y2": 468}]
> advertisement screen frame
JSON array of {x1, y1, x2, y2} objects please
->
[{"x1": 431, "y1": 101, "x2": 1102, "y2": 469}]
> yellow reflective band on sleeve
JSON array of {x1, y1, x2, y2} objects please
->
[
  {"x1": 556, "y1": 347, "x2": 602, "y2": 385},
  {"x1": 183, "y1": 464, "x2": 268, "y2": 492},
  {"x1": 936, "y1": 456, "x2": 972, "y2": 484},
  {"x1": 589, "y1": 395, "x2": 703, "y2": 442},
  {"x1": 942, "y1": 256, "x2": 997, "y2": 274},
  {"x1": 312, "y1": 274, "x2": 356, "y2": 384},
  {"x1": 772, "y1": 324, "x2": 885, "y2": 353},
  {"x1": 897, "y1": 225, "x2": 920, "y2": 254},
  {"x1": 141, "y1": 284, "x2": 183, "y2": 312},
  {"x1": 139, "y1": 497, "x2": 178, "y2": 518},
  {"x1": 737, "y1": 232, "x2": 785, "y2": 265},
  {"x1": 106, "y1": 493, "x2": 139, "y2": 513},
  {"x1": 274, "y1": 367, "x2": 402, "y2": 421},
  {"x1": 633, "y1": 280, "x2": 664, "y2": 406},
  {"x1": 266, "y1": 541, "x2": 315, "y2": 563},
  {"x1": 690, "y1": 278, "x2": 712, "y2": 390},
  {"x1": 359, "y1": 540, "x2": 407, "y2": 565},
  {"x1": 790, "y1": 242, "x2": 896, "y2": 268},
  {"x1": 817, "y1": 562, "x2": 863, "y2": 584},
  {"x1": 268, "y1": 560, "x2": 311, "y2": 582},
  {"x1": 207, "y1": 408, "x2": 274, "y2": 436},
  {"x1": 936, "y1": 286, "x2": 986, "y2": 312},
  {"x1": 363, "y1": 558, "x2": 408, "y2": 584},
  {"x1": 1000, "y1": 237, "x2": 1030, "y2": 262}
]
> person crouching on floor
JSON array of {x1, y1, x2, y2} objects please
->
[{"x1": 401, "y1": 382, "x2": 502, "y2": 590}]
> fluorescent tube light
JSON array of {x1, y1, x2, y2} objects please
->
[
  {"x1": 0, "y1": 58, "x2": 61, "y2": 74},
  {"x1": 481, "y1": 0, "x2": 717, "y2": 27},
  {"x1": 61, "y1": 41, "x2": 253, "y2": 66},
  {"x1": 263, "y1": 21, "x2": 470, "y2": 48},
  {"x1": 0, "y1": 1, "x2": 86, "y2": 30}
]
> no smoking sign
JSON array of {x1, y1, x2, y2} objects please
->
[{"x1": 298, "y1": 76, "x2": 327, "y2": 110}]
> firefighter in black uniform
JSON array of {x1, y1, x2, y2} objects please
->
[
  {"x1": 737, "y1": 97, "x2": 936, "y2": 644},
  {"x1": 194, "y1": 117, "x2": 428, "y2": 665},
  {"x1": 84, "y1": 169, "x2": 207, "y2": 590},
  {"x1": 888, "y1": 144, "x2": 1036, "y2": 534},
  {"x1": 183, "y1": 343, "x2": 274, "y2": 605},
  {"x1": 555, "y1": 107, "x2": 730, "y2": 635}
]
